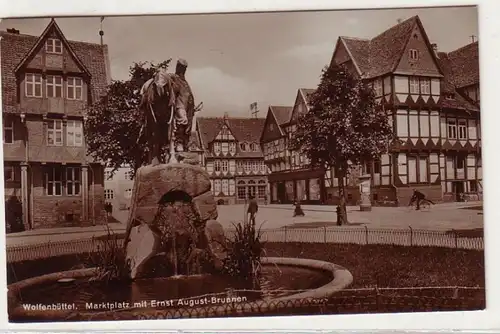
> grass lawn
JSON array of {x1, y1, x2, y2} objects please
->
[{"x1": 264, "y1": 242, "x2": 485, "y2": 289}]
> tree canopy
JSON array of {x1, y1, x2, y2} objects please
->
[
  {"x1": 84, "y1": 60, "x2": 171, "y2": 175},
  {"x1": 290, "y1": 62, "x2": 394, "y2": 224},
  {"x1": 290, "y1": 63, "x2": 394, "y2": 174}
]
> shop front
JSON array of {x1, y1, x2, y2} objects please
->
[{"x1": 268, "y1": 169, "x2": 326, "y2": 204}]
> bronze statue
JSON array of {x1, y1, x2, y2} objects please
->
[{"x1": 138, "y1": 59, "x2": 201, "y2": 165}]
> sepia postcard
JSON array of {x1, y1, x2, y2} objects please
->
[{"x1": 0, "y1": 2, "x2": 494, "y2": 331}]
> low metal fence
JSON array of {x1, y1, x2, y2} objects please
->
[{"x1": 6, "y1": 226, "x2": 483, "y2": 263}]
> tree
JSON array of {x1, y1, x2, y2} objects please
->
[
  {"x1": 85, "y1": 60, "x2": 171, "y2": 177},
  {"x1": 290, "y1": 63, "x2": 394, "y2": 225}
]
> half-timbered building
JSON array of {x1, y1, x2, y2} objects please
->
[
  {"x1": 330, "y1": 15, "x2": 481, "y2": 204},
  {"x1": 1, "y1": 19, "x2": 110, "y2": 229},
  {"x1": 196, "y1": 115, "x2": 268, "y2": 204},
  {"x1": 261, "y1": 97, "x2": 332, "y2": 204}
]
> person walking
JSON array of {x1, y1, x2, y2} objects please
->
[{"x1": 247, "y1": 195, "x2": 259, "y2": 225}]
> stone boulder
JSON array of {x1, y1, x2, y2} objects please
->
[{"x1": 124, "y1": 163, "x2": 224, "y2": 279}]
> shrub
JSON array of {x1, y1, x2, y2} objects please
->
[
  {"x1": 221, "y1": 220, "x2": 265, "y2": 281},
  {"x1": 85, "y1": 227, "x2": 130, "y2": 283}
]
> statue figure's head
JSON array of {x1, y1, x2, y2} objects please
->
[{"x1": 176, "y1": 59, "x2": 188, "y2": 76}]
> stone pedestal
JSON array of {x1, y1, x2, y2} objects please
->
[
  {"x1": 124, "y1": 163, "x2": 226, "y2": 279},
  {"x1": 358, "y1": 174, "x2": 372, "y2": 212}
]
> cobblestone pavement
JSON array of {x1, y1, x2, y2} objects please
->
[{"x1": 6, "y1": 201, "x2": 483, "y2": 247}]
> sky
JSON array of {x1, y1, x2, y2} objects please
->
[{"x1": 0, "y1": 6, "x2": 478, "y2": 117}]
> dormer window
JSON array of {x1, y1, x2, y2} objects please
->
[
  {"x1": 250, "y1": 143, "x2": 257, "y2": 151},
  {"x1": 409, "y1": 49, "x2": 419, "y2": 60},
  {"x1": 46, "y1": 38, "x2": 62, "y2": 54},
  {"x1": 240, "y1": 143, "x2": 247, "y2": 151}
]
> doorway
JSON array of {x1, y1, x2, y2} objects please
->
[
  {"x1": 452, "y1": 181, "x2": 465, "y2": 201},
  {"x1": 277, "y1": 182, "x2": 286, "y2": 204}
]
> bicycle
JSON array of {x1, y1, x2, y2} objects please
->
[{"x1": 408, "y1": 198, "x2": 433, "y2": 211}]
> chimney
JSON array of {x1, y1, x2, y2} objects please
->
[
  {"x1": 223, "y1": 112, "x2": 229, "y2": 120},
  {"x1": 6, "y1": 28, "x2": 19, "y2": 34},
  {"x1": 431, "y1": 43, "x2": 439, "y2": 58},
  {"x1": 397, "y1": 18, "x2": 403, "y2": 24}
]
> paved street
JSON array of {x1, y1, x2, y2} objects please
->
[{"x1": 6, "y1": 201, "x2": 483, "y2": 248}]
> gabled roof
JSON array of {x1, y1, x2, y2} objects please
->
[
  {"x1": 1, "y1": 23, "x2": 110, "y2": 113},
  {"x1": 197, "y1": 116, "x2": 266, "y2": 149},
  {"x1": 299, "y1": 88, "x2": 315, "y2": 105},
  {"x1": 436, "y1": 42, "x2": 480, "y2": 112},
  {"x1": 14, "y1": 19, "x2": 90, "y2": 77},
  {"x1": 446, "y1": 41, "x2": 479, "y2": 89},
  {"x1": 269, "y1": 105, "x2": 293, "y2": 126},
  {"x1": 338, "y1": 16, "x2": 443, "y2": 78}
]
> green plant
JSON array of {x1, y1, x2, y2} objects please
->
[
  {"x1": 221, "y1": 220, "x2": 266, "y2": 280},
  {"x1": 86, "y1": 227, "x2": 130, "y2": 283}
]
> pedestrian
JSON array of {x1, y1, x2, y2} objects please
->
[
  {"x1": 293, "y1": 200, "x2": 305, "y2": 217},
  {"x1": 247, "y1": 195, "x2": 258, "y2": 225}
]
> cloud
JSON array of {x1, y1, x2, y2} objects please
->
[{"x1": 188, "y1": 66, "x2": 262, "y2": 116}]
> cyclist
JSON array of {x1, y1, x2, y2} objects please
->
[{"x1": 409, "y1": 189, "x2": 434, "y2": 210}]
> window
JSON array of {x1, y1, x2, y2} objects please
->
[
  {"x1": 229, "y1": 142, "x2": 236, "y2": 154},
  {"x1": 66, "y1": 167, "x2": 81, "y2": 196},
  {"x1": 409, "y1": 49, "x2": 419, "y2": 60},
  {"x1": 250, "y1": 143, "x2": 257, "y2": 151},
  {"x1": 3, "y1": 118, "x2": 14, "y2": 144},
  {"x1": 447, "y1": 119, "x2": 457, "y2": 139},
  {"x1": 124, "y1": 171, "x2": 133, "y2": 181},
  {"x1": 222, "y1": 179, "x2": 229, "y2": 195},
  {"x1": 470, "y1": 180, "x2": 478, "y2": 192},
  {"x1": 237, "y1": 181, "x2": 246, "y2": 200},
  {"x1": 104, "y1": 170, "x2": 112, "y2": 180},
  {"x1": 67, "y1": 77, "x2": 83, "y2": 100},
  {"x1": 458, "y1": 120, "x2": 467, "y2": 139},
  {"x1": 214, "y1": 179, "x2": 221, "y2": 194},
  {"x1": 420, "y1": 78, "x2": 430, "y2": 95},
  {"x1": 236, "y1": 161, "x2": 243, "y2": 173},
  {"x1": 66, "y1": 120, "x2": 83, "y2": 146},
  {"x1": 4, "y1": 166, "x2": 15, "y2": 182},
  {"x1": 104, "y1": 189, "x2": 114, "y2": 200},
  {"x1": 409, "y1": 77, "x2": 419, "y2": 94},
  {"x1": 221, "y1": 160, "x2": 228, "y2": 172},
  {"x1": 46, "y1": 38, "x2": 62, "y2": 54},
  {"x1": 25, "y1": 73, "x2": 42, "y2": 97},
  {"x1": 419, "y1": 157, "x2": 428, "y2": 183},
  {"x1": 373, "y1": 160, "x2": 381, "y2": 174},
  {"x1": 244, "y1": 161, "x2": 251, "y2": 173},
  {"x1": 221, "y1": 142, "x2": 229, "y2": 154},
  {"x1": 258, "y1": 180, "x2": 266, "y2": 199},
  {"x1": 45, "y1": 167, "x2": 63, "y2": 196},
  {"x1": 373, "y1": 79, "x2": 383, "y2": 97},
  {"x1": 214, "y1": 160, "x2": 221, "y2": 172},
  {"x1": 456, "y1": 156, "x2": 465, "y2": 169},
  {"x1": 46, "y1": 75, "x2": 63, "y2": 98},
  {"x1": 125, "y1": 189, "x2": 132, "y2": 199},
  {"x1": 47, "y1": 120, "x2": 63, "y2": 146},
  {"x1": 213, "y1": 142, "x2": 221, "y2": 154},
  {"x1": 240, "y1": 143, "x2": 247, "y2": 151}
]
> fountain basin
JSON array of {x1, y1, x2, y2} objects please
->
[{"x1": 8, "y1": 257, "x2": 352, "y2": 321}]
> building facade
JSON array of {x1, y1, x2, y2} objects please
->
[
  {"x1": 261, "y1": 101, "x2": 333, "y2": 204},
  {"x1": 196, "y1": 115, "x2": 268, "y2": 204},
  {"x1": 103, "y1": 166, "x2": 135, "y2": 213},
  {"x1": 1, "y1": 20, "x2": 111, "y2": 229},
  {"x1": 329, "y1": 15, "x2": 481, "y2": 205}
]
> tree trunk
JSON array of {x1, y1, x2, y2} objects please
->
[{"x1": 336, "y1": 166, "x2": 348, "y2": 226}]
